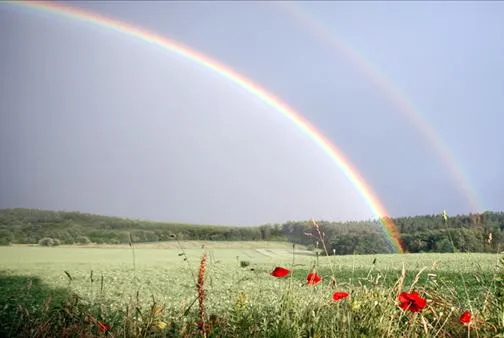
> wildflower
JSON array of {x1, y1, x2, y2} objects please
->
[
  {"x1": 460, "y1": 311, "x2": 471, "y2": 325},
  {"x1": 154, "y1": 320, "x2": 168, "y2": 330},
  {"x1": 332, "y1": 291, "x2": 349, "y2": 301},
  {"x1": 98, "y1": 321, "x2": 109, "y2": 333},
  {"x1": 351, "y1": 300, "x2": 362, "y2": 311},
  {"x1": 307, "y1": 272, "x2": 321, "y2": 285},
  {"x1": 271, "y1": 267, "x2": 290, "y2": 278},
  {"x1": 398, "y1": 291, "x2": 427, "y2": 312}
]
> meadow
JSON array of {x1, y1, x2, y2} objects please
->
[{"x1": 0, "y1": 241, "x2": 503, "y2": 337}]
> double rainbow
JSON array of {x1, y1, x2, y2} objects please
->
[{"x1": 5, "y1": 1, "x2": 405, "y2": 253}]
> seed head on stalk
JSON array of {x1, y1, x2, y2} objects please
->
[{"x1": 197, "y1": 251, "x2": 208, "y2": 338}]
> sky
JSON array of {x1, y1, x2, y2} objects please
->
[{"x1": 0, "y1": 1, "x2": 503, "y2": 226}]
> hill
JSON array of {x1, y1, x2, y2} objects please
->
[{"x1": 0, "y1": 208, "x2": 502, "y2": 254}]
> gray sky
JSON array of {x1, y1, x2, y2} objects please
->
[{"x1": 1, "y1": 1, "x2": 503, "y2": 226}]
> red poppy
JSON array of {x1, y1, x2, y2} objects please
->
[
  {"x1": 98, "y1": 321, "x2": 109, "y2": 333},
  {"x1": 306, "y1": 273, "x2": 321, "y2": 285},
  {"x1": 332, "y1": 291, "x2": 349, "y2": 301},
  {"x1": 398, "y1": 291, "x2": 427, "y2": 312},
  {"x1": 271, "y1": 267, "x2": 290, "y2": 278},
  {"x1": 460, "y1": 311, "x2": 471, "y2": 325}
]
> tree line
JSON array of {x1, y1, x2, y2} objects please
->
[{"x1": 0, "y1": 208, "x2": 502, "y2": 254}]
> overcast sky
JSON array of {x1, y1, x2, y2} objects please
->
[{"x1": 1, "y1": 1, "x2": 503, "y2": 226}]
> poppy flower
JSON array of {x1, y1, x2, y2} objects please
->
[
  {"x1": 271, "y1": 267, "x2": 290, "y2": 278},
  {"x1": 332, "y1": 291, "x2": 349, "y2": 301},
  {"x1": 306, "y1": 272, "x2": 321, "y2": 285},
  {"x1": 98, "y1": 321, "x2": 109, "y2": 333},
  {"x1": 398, "y1": 291, "x2": 427, "y2": 312},
  {"x1": 460, "y1": 311, "x2": 471, "y2": 325}
]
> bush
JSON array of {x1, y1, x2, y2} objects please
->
[
  {"x1": 38, "y1": 237, "x2": 60, "y2": 246},
  {"x1": 0, "y1": 230, "x2": 12, "y2": 246},
  {"x1": 76, "y1": 236, "x2": 91, "y2": 245},
  {"x1": 306, "y1": 244, "x2": 316, "y2": 251},
  {"x1": 240, "y1": 260, "x2": 250, "y2": 268}
]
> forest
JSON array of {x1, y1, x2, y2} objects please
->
[{"x1": 0, "y1": 208, "x2": 502, "y2": 254}]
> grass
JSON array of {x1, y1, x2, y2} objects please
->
[{"x1": 0, "y1": 241, "x2": 503, "y2": 337}]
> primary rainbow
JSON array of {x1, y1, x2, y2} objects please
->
[
  {"x1": 279, "y1": 2, "x2": 483, "y2": 213},
  {"x1": 6, "y1": 0, "x2": 404, "y2": 253}
]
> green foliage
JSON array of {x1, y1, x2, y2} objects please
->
[
  {"x1": 1, "y1": 208, "x2": 504, "y2": 254},
  {"x1": 75, "y1": 235, "x2": 91, "y2": 245},
  {"x1": 38, "y1": 237, "x2": 61, "y2": 246},
  {"x1": 0, "y1": 229, "x2": 12, "y2": 246}
]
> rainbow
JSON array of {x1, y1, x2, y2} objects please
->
[
  {"x1": 5, "y1": 0, "x2": 404, "y2": 253},
  {"x1": 279, "y1": 2, "x2": 483, "y2": 213}
]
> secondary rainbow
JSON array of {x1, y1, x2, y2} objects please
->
[
  {"x1": 6, "y1": 0, "x2": 404, "y2": 253},
  {"x1": 279, "y1": 2, "x2": 483, "y2": 213}
]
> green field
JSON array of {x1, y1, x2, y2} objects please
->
[{"x1": 1, "y1": 242, "x2": 503, "y2": 337}]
